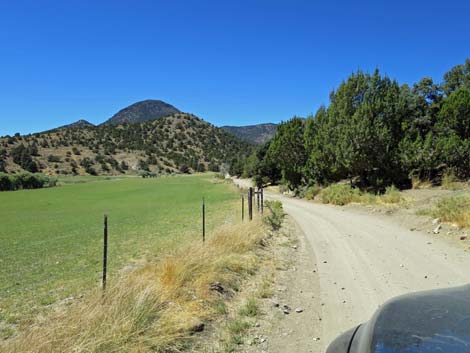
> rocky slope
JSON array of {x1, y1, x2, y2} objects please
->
[{"x1": 103, "y1": 100, "x2": 180, "y2": 125}]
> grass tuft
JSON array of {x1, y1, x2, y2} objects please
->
[
  {"x1": 431, "y1": 195, "x2": 470, "y2": 228},
  {"x1": 238, "y1": 297, "x2": 259, "y2": 317},
  {"x1": 378, "y1": 185, "x2": 403, "y2": 204},
  {"x1": 320, "y1": 184, "x2": 362, "y2": 205}
]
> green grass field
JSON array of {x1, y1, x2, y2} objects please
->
[{"x1": 0, "y1": 174, "x2": 240, "y2": 328}]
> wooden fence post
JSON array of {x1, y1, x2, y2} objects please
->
[{"x1": 102, "y1": 214, "x2": 108, "y2": 291}]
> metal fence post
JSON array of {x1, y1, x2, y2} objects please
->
[
  {"x1": 202, "y1": 197, "x2": 206, "y2": 243},
  {"x1": 242, "y1": 195, "x2": 244, "y2": 222},
  {"x1": 260, "y1": 187, "x2": 264, "y2": 215},
  {"x1": 248, "y1": 187, "x2": 253, "y2": 221},
  {"x1": 102, "y1": 214, "x2": 108, "y2": 291}
]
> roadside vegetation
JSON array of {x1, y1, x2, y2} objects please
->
[
  {"x1": 263, "y1": 200, "x2": 285, "y2": 230},
  {"x1": 232, "y1": 59, "x2": 470, "y2": 195},
  {"x1": 320, "y1": 184, "x2": 404, "y2": 206},
  {"x1": 2, "y1": 219, "x2": 272, "y2": 353},
  {"x1": 428, "y1": 195, "x2": 470, "y2": 228}
]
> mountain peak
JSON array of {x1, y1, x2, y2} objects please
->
[
  {"x1": 103, "y1": 100, "x2": 181, "y2": 125},
  {"x1": 56, "y1": 119, "x2": 95, "y2": 130}
]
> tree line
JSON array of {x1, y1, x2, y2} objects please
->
[
  {"x1": 0, "y1": 172, "x2": 57, "y2": 191},
  {"x1": 233, "y1": 59, "x2": 470, "y2": 191}
]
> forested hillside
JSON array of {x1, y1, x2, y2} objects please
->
[
  {"x1": 0, "y1": 113, "x2": 252, "y2": 176},
  {"x1": 237, "y1": 59, "x2": 470, "y2": 191},
  {"x1": 221, "y1": 123, "x2": 278, "y2": 144}
]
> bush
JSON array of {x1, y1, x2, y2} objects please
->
[
  {"x1": 263, "y1": 200, "x2": 285, "y2": 230},
  {"x1": 432, "y1": 195, "x2": 470, "y2": 228},
  {"x1": 47, "y1": 155, "x2": 62, "y2": 163},
  {"x1": 321, "y1": 184, "x2": 362, "y2": 205},
  {"x1": 0, "y1": 172, "x2": 57, "y2": 191},
  {"x1": 441, "y1": 170, "x2": 460, "y2": 190},
  {"x1": 379, "y1": 185, "x2": 403, "y2": 204},
  {"x1": 0, "y1": 174, "x2": 14, "y2": 191},
  {"x1": 304, "y1": 184, "x2": 321, "y2": 200}
]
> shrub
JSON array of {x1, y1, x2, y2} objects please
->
[
  {"x1": 263, "y1": 200, "x2": 285, "y2": 230},
  {"x1": 432, "y1": 195, "x2": 470, "y2": 228},
  {"x1": 321, "y1": 184, "x2": 362, "y2": 205},
  {"x1": 10, "y1": 144, "x2": 38, "y2": 172},
  {"x1": 0, "y1": 173, "x2": 14, "y2": 191},
  {"x1": 0, "y1": 172, "x2": 57, "y2": 191},
  {"x1": 379, "y1": 185, "x2": 403, "y2": 204},
  {"x1": 304, "y1": 184, "x2": 321, "y2": 200},
  {"x1": 441, "y1": 169, "x2": 460, "y2": 190},
  {"x1": 120, "y1": 161, "x2": 129, "y2": 171},
  {"x1": 47, "y1": 155, "x2": 61, "y2": 163}
]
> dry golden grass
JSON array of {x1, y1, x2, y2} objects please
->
[
  {"x1": 432, "y1": 195, "x2": 470, "y2": 229},
  {"x1": 2, "y1": 220, "x2": 268, "y2": 353},
  {"x1": 411, "y1": 177, "x2": 433, "y2": 190}
]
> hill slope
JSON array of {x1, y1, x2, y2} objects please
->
[
  {"x1": 55, "y1": 119, "x2": 95, "y2": 130},
  {"x1": 0, "y1": 113, "x2": 251, "y2": 176},
  {"x1": 221, "y1": 123, "x2": 277, "y2": 144},
  {"x1": 103, "y1": 100, "x2": 180, "y2": 125}
]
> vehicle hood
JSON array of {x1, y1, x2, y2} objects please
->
[{"x1": 352, "y1": 285, "x2": 470, "y2": 353}]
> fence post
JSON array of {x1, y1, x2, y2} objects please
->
[
  {"x1": 102, "y1": 214, "x2": 108, "y2": 291},
  {"x1": 202, "y1": 197, "x2": 206, "y2": 243},
  {"x1": 242, "y1": 195, "x2": 244, "y2": 222},
  {"x1": 248, "y1": 187, "x2": 253, "y2": 221},
  {"x1": 260, "y1": 187, "x2": 264, "y2": 215}
]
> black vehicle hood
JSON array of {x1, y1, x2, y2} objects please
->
[{"x1": 351, "y1": 285, "x2": 470, "y2": 353}]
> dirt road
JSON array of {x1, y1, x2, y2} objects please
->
[{"x1": 234, "y1": 180, "x2": 470, "y2": 352}]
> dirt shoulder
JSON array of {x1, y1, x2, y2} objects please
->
[{"x1": 240, "y1": 216, "x2": 323, "y2": 353}]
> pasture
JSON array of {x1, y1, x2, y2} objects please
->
[{"x1": 0, "y1": 174, "x2": 240, "y2": 328}]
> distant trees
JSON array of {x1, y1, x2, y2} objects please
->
[
  {"x1": 0, "y1": 149, "x2": 6, "y2": 172},
  {"x1": 240, "y1": 59, "x2": 470, "y2": 190},
  {"x1": 80, "y1": 157, "x2": 97, "y2": 175},
  {"x1": 0, "y1": 172, "x2": 57, "y2": 191},
  {"x1": 10, "y1": 144, "x2": 38, "y2": 172}
]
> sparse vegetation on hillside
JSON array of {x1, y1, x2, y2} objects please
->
[
  {"x1": 0, "y1": 113, "x2": 252, "y2": 176},
  {"x1": 221, "y1": 123, "x2": 278, "y2": 144}
]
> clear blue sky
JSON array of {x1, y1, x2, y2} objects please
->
[{"x1": 1, "y1": 0, "x2": 469, "y2": 136}]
